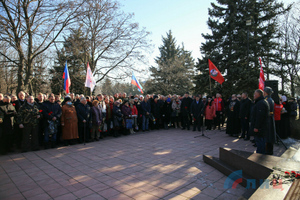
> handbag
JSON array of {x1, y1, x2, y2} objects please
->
[
  {"x1": 103, "y1": 123, "x2": 107, "y2": 132},
  {"x1": 125, "y1": 119, "x2": 132, "y2": 129},
  {"x1": 47, "y1": 120, "x2": 58, "y2": 135}
]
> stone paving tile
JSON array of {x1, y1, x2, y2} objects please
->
[{"x1": 0, "y1": 128, "x2": 287, "y2": 200}]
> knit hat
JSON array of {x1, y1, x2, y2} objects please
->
[
  {"x1": 64, "y1": 96, "x2": 72, "y2": 102},
  {"x1": 264, "y1": 86, "x2": 273, "y2": 95}
]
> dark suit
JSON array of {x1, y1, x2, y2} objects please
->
[
  {"x1": 250, "y1": 96, "x2": 270, "y2": 154},
  {"x1": 239, "y1": 98, "x2": 252, "y2": 139},
  {"x1": 181, "y1": 97, "x2": 193, "y2": 129},
  {"x1": 190, "y1": 100, "x2": 204, "y2": 131},
  {"x1": 76, "y1": 103, "x2": 92, "y2": 143},
  {"x1": 265, "y1": 96, "x2": 276, "y2": 155}
]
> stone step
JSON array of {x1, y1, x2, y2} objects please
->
[
  {"x1": 219, "y1": 147, "x2": 274, "y2": 180},
  {"x1": 284, "y1": 179, "x2": 300, "y2": 200},
  {"x1": 280, "y1": 147, "x2": 298, "y2": 159},
  {"x1": 203, "y1": 155, "x2": 257, "y2": 199},
  {"x1": 203, "y1": 155, "x2": 252, "y2": 188}
]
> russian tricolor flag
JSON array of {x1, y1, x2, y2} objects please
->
[
  {"x1": 63, "y1": 61, "x2": 71, "y2": 94},
  {"x1": 131, "y1": 72, "x2": 144, "y2": 94}
]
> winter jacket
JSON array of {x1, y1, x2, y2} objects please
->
[
  {"x1": 76, "y1": 103, "x2": 92, "y2": 127},
  {"x1": 250, "y1": 95, "x2": 270, "y2": 137},
  {"x1": 190, "y1": 100, "x2": 204, "y2": 118},
  {"x1": 205, "y1": 103, "x2": 216, "y2": 120}
]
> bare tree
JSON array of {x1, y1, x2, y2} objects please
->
[
  {"x1": 77, "y1": 0, "x2": 151, "y2": 83},
  {"x1": 0, "y1": 42, "x2": 18, "y2": 94},
  {"x1": 0, "y1": 0, "x2": 85, "y2": 94},
  {"x1": 277, "y1": 3, "x2": 300, "y2": 96}
]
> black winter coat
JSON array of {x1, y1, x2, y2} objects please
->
[
  {"x1": 239, "y1": 98, "x2": 252, "y2": 119},
  {"x1": 151, "y1": 101, "x2": 161, "y2": 119},
  {"x1": 181, "y1": 97, "x2": 193, "y2": 115},
  {"x1": 250, "y1": 96, "x2": 270, "y2": 137},
  {"x1": 190, "y1": 100, "x2": 204, "y2": 118},
  {"x1": 162, "y1": 102, "x2": 172, "y2": 121},
  {"x1": 42, "y1": 101, "x2": 62, "y2": 122},
  {"x1": 141, "y1": 101, "x2": 151, "y2": 115},
  {"x1": 265, "y1": 96, "x2": 276, "y2": 143},
  {"x1": 0, "y1": 103, "x2": 16, "y2": 132},
  {"x1": 76, "y1": 103, "x2": 92, "y2": 127}
]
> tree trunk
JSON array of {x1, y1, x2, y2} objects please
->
[
  {"x1": 17, "y1": 58, "x2": 25, "y2": 94},
  {"x1": 290, "y1": 74, "x2": 295, "y2": 97}
]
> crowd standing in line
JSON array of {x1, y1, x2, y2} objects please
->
[{"x1": 0, "y1": 89, "x2": 298, "y2": 155}]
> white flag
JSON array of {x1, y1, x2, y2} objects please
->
[{"x1": 85, "y1": 62, "x2": 96, "y2": 92}]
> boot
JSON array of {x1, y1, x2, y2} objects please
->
[
  {"x1": 51, "y1": 141, "x2": 56, "y2": 148},
  {"x1": 164, "y1": 123, "x2": 168, "y2": 130},
  {"x1": 174, "y1": 123, "x2": 178, "y2": 129},
  {"x1": 178, "y1": 122, "x2": 182, "y2": 129},
  {"x1": 44, "y1": 142, "x2": 49, "y2": 149}
]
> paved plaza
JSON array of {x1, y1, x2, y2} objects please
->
[{"x1": 0, "y1": 129, "x2": 286, "y2": 200}]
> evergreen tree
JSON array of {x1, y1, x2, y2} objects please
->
[
  {"x1": 194, "y1": 0, "x2": 288, "y2": 97},
  {"x1": 148, "y1": 30, "x2": 194, "y2": 95}
]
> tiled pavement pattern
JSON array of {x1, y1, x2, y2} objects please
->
[{"x1": 0, "y1": 128, "x2": 286, "y2": 200}]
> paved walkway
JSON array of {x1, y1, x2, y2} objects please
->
[{"x1": 0, "y1": 128, "x2": 286, "y2": 200}]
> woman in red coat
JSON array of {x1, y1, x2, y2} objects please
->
[
  {"x1": 61, "y1": 97, "x2": 78, "y2": 145},
  {"x1": 129, "y1": 99, "x2": 138, "y2": 131},
  {"x1": 205, "y1": 97, "x2": 216, "y2": 130}
]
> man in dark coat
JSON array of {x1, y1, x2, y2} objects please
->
[
  {"x1": 36, "y1": 93, "x2": 46, "y2": 146},
  {"x1": 135, "y1": 96, "x2": 143, "y2": 131},
  {"x1": 162, "y1": 98, "x2": 172, "y2": 129},
  {"x1": 141, "y1": 96, "x2": 151, "y2": 131},
  {"x1": 0, "y1": 96, "x2": 17, "y2": 154},
  {"x1": 42, "y1": 94, "x2": 62, "y2": 148},
  {"x1": 250, "y1": 89, "x2": 270, "y2": 154},
  {"x1": 76, "y1": 97, "x2": 92, "y2": 143},
  {"x1": 151, "y1": 95, "x2": 161, "y2": 130},
  {"x1": 16, "y1": 95, "x2": 41, "y2": 152},
  {"x1": 264, "y1": 87, "x2": 276, "y2": 155},
  {"x1": 190, "y1": 95, "x2": 204, "y2": 131},
  {"x1": 181, "y1": 92, "x2": 193, "y2": 130},
  {"x1": 226, "y1": 94, "x2": 240, "y2": 137},
  {"x1": 239, "y1": 92, "x2": 252, "y2": 140}
]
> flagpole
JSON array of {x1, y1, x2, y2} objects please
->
[{"x1": 209, "y1": 75, "x2": 212, "y2": 96}]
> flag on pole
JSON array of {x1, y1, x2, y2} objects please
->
[
  {"x1": 131, "y1": 72, "x2": 144, "y2": 94},
  {"x1": 85, "y1": 62, "x2": 96, "y2": 92},
  {"x1": 63, "y1": 61, "x2": 71, "y2": 94},
  {"x1": 259, "y1": 57, "x2": 265, "y2": 90},
  {"x1": 208, "y1": 59, "x2": 225, "y2": 85}
]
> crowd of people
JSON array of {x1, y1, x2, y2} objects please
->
[{"x1": 0, "y1": 89, "x2": 298, "y2": 155}]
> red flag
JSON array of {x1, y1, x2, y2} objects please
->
[
  {"x1": 259, "y1": 57, "x2": 265, "y2": 90},
  {"x1": 208, "y1": 59, "x2": 224, "y2": 85}
]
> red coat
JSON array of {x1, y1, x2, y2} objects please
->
[
  {"x1": 214, "y1": 97, "x2": 224, "y2": 112},
  {"x1": 274, "y1": 103, "x2": 283, "y2": 121},
  {"x1": 205, "y1": 104, "x2": 216, "y2": 120},
  {"x1": 130, "y1": 105, "x2": 138, "y2": 115}
]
